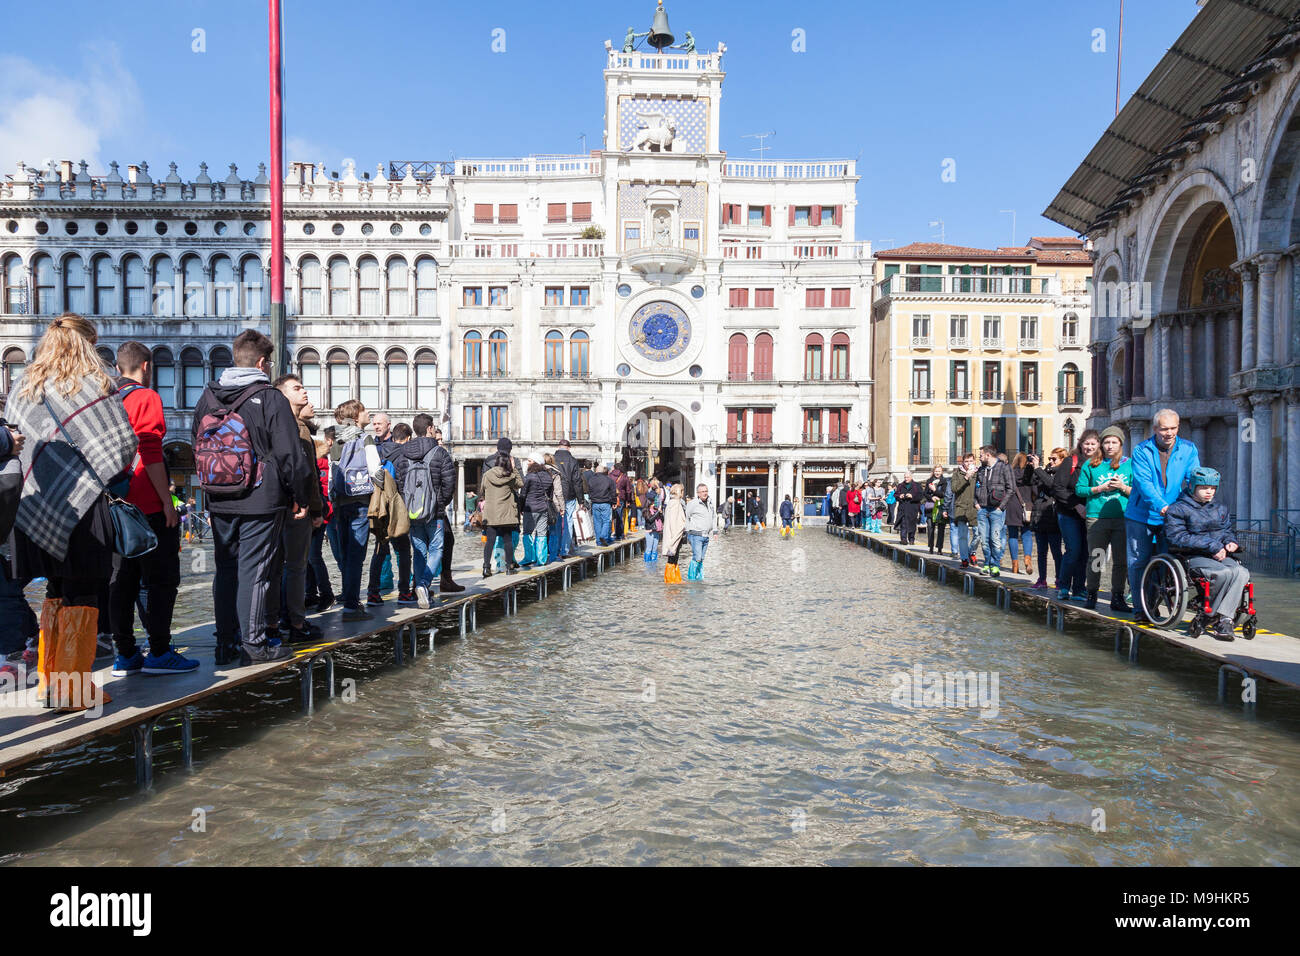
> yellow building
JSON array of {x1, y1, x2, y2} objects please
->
[{"x1": 870, "y1": 238, "x2": 1091, "y2": 474}]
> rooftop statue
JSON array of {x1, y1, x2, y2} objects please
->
[
  {"x1": 623, "y1": 27, "x2": 650, "y2": 53},
  {"x1": 672, "y1": 32, "x2": 695, "y2": 54}
]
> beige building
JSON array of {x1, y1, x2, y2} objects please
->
[{"x1": 870, "y1": 238, "x2": 1091, "y2": 474}]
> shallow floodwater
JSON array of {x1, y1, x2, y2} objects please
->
[{"x1": 4, "y1": 528, "x2": 1300, "y2": 865}]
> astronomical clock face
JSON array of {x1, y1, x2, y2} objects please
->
[{"x1": 629, "y1": 301, "x2": 692, "y2": 362}]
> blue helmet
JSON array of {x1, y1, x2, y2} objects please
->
[{"x1": 1187, "y1": 466, "x2": 1221, "y2": 489}]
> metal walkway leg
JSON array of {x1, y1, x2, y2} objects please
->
[
  {"x1": 962, "y1": 574, "x2": 975, "y2": 595},
  {"x1": 181, "y1": 707, "x2": 194, "y2": 771},
  {"x1": 1218, "y1": 664, "x2": 1256, "y2": 704},
  {"x1": 131, "y1": 718, "x2": 158, "y2": 791},
  {"x1": 1114, "y1": 625, "x2": 1139, "y2": 662}
]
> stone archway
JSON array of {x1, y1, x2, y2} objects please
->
[{"x1": 620, "y1": 403, "x2": 697, "y2": 486}]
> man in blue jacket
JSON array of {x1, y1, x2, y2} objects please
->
[{"x1": 1126, "y1": 408, "x2": 1200, "y2": 621}]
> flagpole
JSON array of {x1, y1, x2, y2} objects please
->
[{"x1": 269, "y1": 0, "x2": 287, "y2": 376}]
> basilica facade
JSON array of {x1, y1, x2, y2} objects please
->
[{"x1": 0, "y1": 29, "x2": 871, "y2": 521}]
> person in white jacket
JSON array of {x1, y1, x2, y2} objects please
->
[{"x1": 683, "y1": 484, "x2": 718, "y2": 580}]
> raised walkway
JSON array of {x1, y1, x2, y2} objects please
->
[
  {"x1": 0, "y1": 535, "x2": 644, "y2": 789},
  {"x1": 827, "y1": 524, "x2": 1300, "y2": 701}
]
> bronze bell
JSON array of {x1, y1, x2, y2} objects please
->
[{"x1": 647, "y1": 0, "x2": 674, "y2": 50}]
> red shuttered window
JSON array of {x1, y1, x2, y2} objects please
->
[
  {"x1": 547, "y1": 203, "x2": 566, "y2": 223},
  {"x1": 728, "y1": 333, "x2": 749, "y2": 380},
  {"x1": 806, "y1": 288, "x2": 825, "y2": 308},
  {"x1": 498, "y1": 203, "x2": 518, "y2": 223},
  {"x1": 830, "y1": 287, "x2": 851, "y2": 308},
  {"x1": 755, "y1": 287, "x2": 774, "y2": 308},
  {"x1": 572, "y1": 202, "x2": 592, "y2": 222},
  {"x1": 473, "y1": 203, "x2": 493, "y2": 223},
  {"x1": 753, "y1": 333, "x2": 774, "y2": 381},
  {"x1": 729, "y1": 287, "x2": 749, "y2": 308}
]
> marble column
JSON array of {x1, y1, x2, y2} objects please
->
[
  {"x1": 766, "y1": 460, "x2": 776, "y2": 524},
  {"x1": 1256, "y1": 253, "x2": 1279, "y2": 367},
  {"x1": 795, "y1": 460, "x2": 803, "y2": 512},
  {"x1": 1287, "y1": 390, "x2": 1300, "y2": 529},
  {"x1": 456, "y1": 460, "x2": 466, "y2": 525},
  {"x1": 1180, "y1": 316, "x2": 1195, "y2": 398},
  {"x1": 1234, "y1": 398, "x2": 1252, "y2": 524},
  {"x1": 1204, "y1": 312, "x2": 1218, "y2": 398},
  {"x1": 1249, "y1": 392, "x2": 1275, "y2": 524},
  {"x1": 1222, "y1": 413, "x2": 1239, "y2": 521},
  {"x1": 1237, "y1": 262, "x2": 1257, "y2": 372},
  {"x1": 1189, "y1": 417, "x2": 1209, "y2": 454},
  {"x1": 719, "y1": 459, "x2": 728, "y2": 519},
  {"x1": 1121, "y1": 327, "x2": 1134, "y2": 405},
  {"x1": 1159, "y1": 315, "x2": 1174, "y2": 401},
  {"x1": 1230, "y1": 310, "x2": 1242, "y2": 377},
  {"x1": 1133, "y1": 330, "x2": 1146, "y2": 399}
]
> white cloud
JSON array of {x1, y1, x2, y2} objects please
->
[{"x1": 0, "y1": 42, "x2": 142, "y2": 175}]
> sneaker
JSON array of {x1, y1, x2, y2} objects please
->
[
  {"x1": 1212, "y1": 616, "x2": 1236, "y2": 641},
  {"x1": 1056, "y1": 588, "x2": 1070, "y2": 601},
  {"x1": 440, "y1": 577, "x2": 466, "y2": 594},
  {"x1": 397, "y1": 591, "x2": 418, "y2": 606},
  {"x1": 239, "y1": 642, "x2": 295, "y2": 665},
  {"x1": 214, "y1": 640, "x2": 242, "y2": 666},
  {"x1": 316, "y1": 594, "x2": 337, "y2": 612},
  {"x1": 342, "y1": 608, "x2": 374, "y2": 623},
  {"x1": 95, "y1": 633, "x2": 115, "y2": 658},
  {"x1": 142, "y1": 649, "x2": 201, "y2": 675},
  {"x1": 112, "y1": 650, "x2": 144, "y2": 677},
  {"x1": 990, "y1": 567, "x2": 1001, "y2": 578},
  {"x1": 1083, "y1": 591, "x2": 1099, "y2": 610},
  {"x1": 286, "y1": 623, "x2": 324, "y2": 644},
  {"x1": 367, "y1": 592, "x2": 384, "y2": 607},
  {"x1": 1110, "y1": 596, "x2": 1132, "y2": 613},
  {"x1": 1070, "y1": 592, "x2": 1089, "y2": 604},
  {"x1": 415, "y1": 585, "x2": 431, "y2": 610},
  {"x1": 1030, "y1": 580, "x2": 1048, "y2": 590}
]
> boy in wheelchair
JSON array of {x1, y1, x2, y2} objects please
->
[{"x1": 1162, "y1": 466, "x2": 1252, "y2": 641}]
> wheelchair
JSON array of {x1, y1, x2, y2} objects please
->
[{"x1": 1138, "y1": 551, "x2": 1257, "y2": 640}]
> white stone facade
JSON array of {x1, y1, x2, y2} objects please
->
[{"x1": 0, "y1": 36, "x2": 872, "y2": 522}]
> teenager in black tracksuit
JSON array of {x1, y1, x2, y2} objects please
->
[
  {"x1": 893, "y1": 473, "x2": 924, "y2": 545},
  {"x1": 192, "y1": 332, "x2": 316, "y2": 664},
  {"x1": 923, "y1": 467, "x2": 949, "y2": 554}
]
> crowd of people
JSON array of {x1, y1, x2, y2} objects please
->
[
  {"x1": 825, "y1": 409, "x2": 1251, "y2": 636},
  {"x1": 0, "y1": 314, "x2": 725, "y2": 709}
]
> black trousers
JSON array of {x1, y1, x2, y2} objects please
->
[
  {"x1": 368, "y1": 533, "x2": 412, "y2": 594},
  {"x1": 439, "y1": 515, "x2": 455, "y2": 579},
  {"x1": 613, "y1": 506, "x2": 625, "y2": 540},
  {"x1": 483, "y1": 524, "x2": 519, "y2": 571},
  {"x1": 212, "y1": 511, "x2": 285, "y2": 648},
  {"x1": 897, "y1": 504, "x2": 919, "y2": 543},
  {"x1": 109, "y1": 511, "x2": 180, "y2": 657},
  {"x1": 927, "y1": 519, "x2": 948, "y2": 553}
]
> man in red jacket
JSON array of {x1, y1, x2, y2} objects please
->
[{"x1": 107, "y1": 342, "x2": 199, "y2": 675}]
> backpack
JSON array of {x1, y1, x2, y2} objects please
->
[
  {"x1": 332, "y1": 437, "x2": 374, "y2": 499},
  {"x1": 194, "y1": 384, "x2": 268, "y2": 498},
  {"x1": 402, "y1": 447, "x2": 439, "y2": 526}
]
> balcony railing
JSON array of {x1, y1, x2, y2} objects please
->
[
  {"x1": 1058, "y1": 386, "x2": 1087, "y2": 406},
  {"x1": 949, "y1": 336, "x2": 970, "y2": 349},
  {"x1": 721, "y1": 159, "x2": 855, "y2": 180},
  {"x1": 455, "y1": 155, "x2": 600, "y2": 177},
  {"x1": 459, "y1": 428, "x2": 485, "y2": 441},
  {"x1": 877, "y1": 274, "x2": 1054, "y2": 297},
  {"x1": 448, "y1": 240, "x2": 604, "y2": 259},
  {"x1": 543, "y1": 430, "x2": 593, "y2": 442},
  {"x1": 720, "y1": 241, "x2": 871, "y2": 260},
  {"x1": 727, "y1": 370, "x2": 748, "y2": 381},
  {"x1": 753, "y1": 431, "x2": 773, "y2": 444},
  {"x1": 1019, "y1": 390, "x2": 1042, "y2": 402},
  {"x1": 487, "y1": 428, "x2": 509, "y2": 440},
  {"x1": 1060, "y1": 334, "x2": 1082, "y2": 347},
  {"x1": 981, "y1": 337, "x2": 1002, "y2": 349},
  {"x1": 1019, "y1": 338, "x2": 1040, "y2": 350},
  {"x1": 909, "y1": 450, "x2": 952, "y2": 467},
  {"x1": 980, "y1": 389, "x2": 1004, "y2": 402},
  {"x1": 909, "y1": 388, "x2": 934, "y2": 401},
  {"x1": 910, "y1": 335, "x2": 932, "y2": 348},
  {"x1": 947, "y1": 388, "x2": 971, "y2": 401},
  {"x1": 802, "y1": 432, "x2": 824, "y2": 444}
]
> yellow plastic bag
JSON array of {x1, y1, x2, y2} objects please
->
[{"x1": 41, "y1": 604, "x2": 111, "y2": 711}]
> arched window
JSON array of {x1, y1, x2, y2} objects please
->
[
  {"x1": 32, "y1": 254, "x2": 55, "y2": 314},
  {"x1": 123, "y1": 255, "x2": 147, "y2": 315},
  {"x1": 327, "y1": 348, "x2": 351, "y2": 408},
  {"x1": 181, "y1": 348, "x2": 205, "y2": 407},
  {"x1": 181, "y1": 255, "x2": 205, "y2": 317},
  {"x1": 298, "y1": 348, "x2": 321, "y2": 408},
  {"x1": 211, "y1": 255, "x2": 235, "y2": 316},
  {"x1": 544, "y1": 330, "x2": 564, "y2": 378},
  {"x1": 357, "y1": 347, "x2": 380, "y2": 408},
  {"x1": 415, "y1": 258, "x2": 437, "y2": 316},
  {"x1": 463, "y1": 331, "x2": 482, "y2": 376},
  {"x1": 386, "y1": 257, "x2": 408, "y2": 315},
  {"x1": 241, "y1": 257, "x2": 264, "y2": 316},
  {"x1": 1058, "y1": 362, "x2": 1082, "y2": 404},
  {"x1": 570, "y1": 330, "x2": 589, "y2": 377},
  {"x1": 3, "y1": 347, "x2": 26, "y2": 395},
  {"x1": 151, "y1": 256, "x2": 175, "y2": 317},
  {"x1": 3, "y1": 255, "x2": 23, "y2": 314},
  {"x1": 329, "y1": 257, "x2": 350, "y2": 316},
  {"x1": 358, "y1": 257, "x2": 380, "y2": 316},
  {"x1": 804, "y1": 333, "x2": 824, "y2": 380},
  {"x1": 152, "y1": 347, "x2": 176, "y2": 407},
  {"x1": 1062, "y1": 311, "x2": 1079, "y2": 345},
  {"x1": 209, "y1": 346, "x2": 232, "y2": 383},
  {"x1": 728, "y1": 333, "x2": 749, "y2": 380},
  {"x1": 488, "y1": 330, "x2": 508, "y2": 377},
  {"x1": 830, "y1": 332, "x2": 850, "y2": 380},
  {"x1": 300, "y1": 256, "x2": 322, "y2": 315},
  {"x1": 754, "y1": 332, "x2": 774, "y2": 381},
  {"x1": 88, "y1": 256, "x2": 110, "y2": 316},
  {"x1": 385, "y1": 348, "x2": 408, "y2": 409},
  {"x1": 415, "y1": 349, "x2": 437, "y2": 410},
  {"x1": 63, "y1": 256, "x2": 87, "y2": 314}
]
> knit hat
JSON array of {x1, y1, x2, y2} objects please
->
[
  {"x1": 496, "y1": 437, "x2": 513, "y2": 453},
  {"x1": 1100, "y1": 425, "x2": 1126, "y2": 445},
  {"x1": 528, "y1": 451, "x2": 545, "y2": 466}
]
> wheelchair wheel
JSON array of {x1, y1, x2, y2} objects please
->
[
  {"x1": 1237, "y1": 614, "x2": 1257, "y2": 641},
  {"x1": 1139, "y1": 553, "x2": 1188, "y2": 628}
]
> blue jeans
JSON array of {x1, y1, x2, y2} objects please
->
[
  {"x1": 646, "y1": 531, "x2": 660, "y2": 558},
  {"x1": 1007, "y1": 526, "x2": 1033, "y2": 561},
  {"x1": 335, "y1": 502, "x2": 370, "y2": 610},
  {"x1": 1058, "y1": 512, "x2": 1089, "y2": 595},
  {"x1": 561, "y1": 499, "x2": 578, "y2": 556},
  {"x1": 326, "y1": 518, "x2": 343, "y2": 570},
  {"x1": 409, "y1": 519, "x2": 444, "y2": 590},
  {"x1": 954, "y1": 521, "x2": 971, "y2": 563},
  {"x1": 593, "y1": 503, "x2": 613, "y2": 545},
  {"x1": 688, "y1": 532, "x2": 710, "y2": 563},
  {"x1": 977, "y1": 508, "x2": 1006, "y2": 567},
  {"x1": 1035, "y1": 530, "x2": 1062, "y2": 584},
  {"x1": 1126, "y1": 518, "x2": 1166, "y2": 606}
]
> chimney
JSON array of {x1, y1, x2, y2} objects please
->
[
  {"x1": 127, "y1": 164, "x2": 139, "y2": 184},
  {"x1": 60, "y1": 159, "x2": 73, "y2": 183}
]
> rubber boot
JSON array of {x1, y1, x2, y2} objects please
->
[
  {"x1": 694, "y1": 560, "x2": 704, "y2": 581},
  {"x1": 664, "y1": 561, "x2": 678, "y2": 584},
  {"x1": 1083, "y1": 589, "x2": 1099, "y2": 610},
  {"x1": 50, "y1": 604, "x2": 111, "y2": 710},
  {"x1": 36, "y1": 597, "x2": 63, "y2": 702}
]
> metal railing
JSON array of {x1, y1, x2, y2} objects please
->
[
  {"x1": 909, "y1": 388, "x2": 934, "y2": 400},
  {"x1": 1019, "y1": 338, "x2": 1040, "y2": 350},
  {"x1": 1057, "y1": 386, "x2": 1086, "y2": 406},
  {"x1": 910, "y1": 335, "x2": 932, "y2": 347},
  {"x1": 980, "y1": 389, "x2": 1005, "y2": 402},
  {"x1": 947, "y1": 388, "x2": 971, "y2": 400},
  {"x1": 1232, "y1": 528, "x2": 1298, "y2": 578},
  {"x1": 877, "y1": 274, "x2": 1053, "y2": 297},
  {"x1": 981, "y1": 336, "x2": 1002, "y2": 349},
  {"x1": 949, "y1": 336, "x2": 970, "y2": 349},
  {"x1": 1019, "y1": 390, "x2": 1042, "y2": 402}
]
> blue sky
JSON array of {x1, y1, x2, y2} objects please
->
[{"x1": 0, "y1": 0, "x2": 1201, "y2": 247}]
